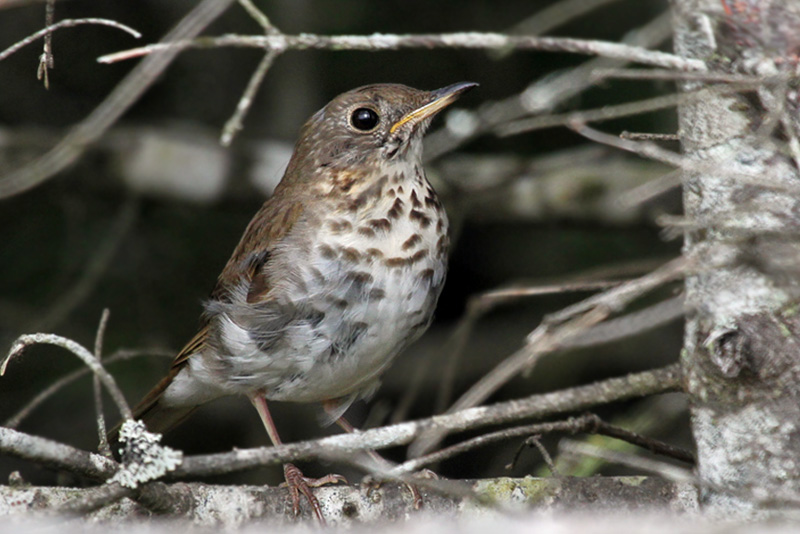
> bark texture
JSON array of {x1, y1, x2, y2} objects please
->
[
  {"x1": 0, "y1": 477, "x2": 697, "y2": 526},
  {"x1": 672, "y1": 0, "x2": 800, "y2": 515}
]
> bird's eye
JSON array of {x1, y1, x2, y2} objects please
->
[{"x1": 350, "y1": 107, "x2": 380, "y2": 131}]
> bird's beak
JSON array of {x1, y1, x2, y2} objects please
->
[{"x1": 390, "y1": 82, "x2": 478, "y2": 134}]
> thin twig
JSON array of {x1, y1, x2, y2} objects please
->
[
  {"x1": 412, "y1": 257, "x2": 691, "y2": 457},
  {"x1": 590, "y1": 67, "x2": 767, "y2": 84},
  {"x1": 2, "y1": 365, "x2": 680, "y2": 481},
  {"x1": 171, "y1": 364, "x2": 681, "y2": 478},
  {"x1": 424, "y1": 11, "x2": 673, "y2": 160},
  {"x1": 525, "y1": 436, "x2": 560, "y2": 476},
  {"x1": 0, "y1": 0, "x2": 234, "y2": 199},
  {"x1": 36, "y1": 0, "x2": 55, "y2": 88},
  {"x1": 620, "y1": 131, "x2": 680, "y2": 141},
  {"x1": 564, "y1": 296, "x2": 684, "y2": 349},
  {"x1": 508, "y1": 0, "x2": 623, "y2": 38},
  {"x1": 4, "y1": 348, "x2": 172, "y2": 429},
  {"x1": 236, "y1": 0, "x2": 279, "y2": 35},
  {"x1": 498, "y1": 84, "x2": 761, "y2": 137},
  {"x1": 220, "y1": 50, "x2": 280, "y2": 146},
  {"x1": 93, "y1": 309, "x2": 113, "y2": 458},
  {"x1": 98, "y1": 33, "x2": 705, "y2": 72},
  {"x1": 0, "y1": 18, "x2": 141, "y2": 63},
  {"x1": 0, "y1": 426, "x2": 118, "y2": 481},
  {"x1": 434, "y1": 280, "x2": 620, "y2": 415},
  {"x1": 2, "y1": 333, "x2": 132, "y2": 420},
  {"x1": 559, "y1": 440, "x2": 696, "y2": 483},
  {"x1": 617, "y1": 169, "x2": 682, "y2": 208}
]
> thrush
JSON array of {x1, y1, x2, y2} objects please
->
[{"x1": 116, "y1": 81, "x2": 477, "y2": 520}]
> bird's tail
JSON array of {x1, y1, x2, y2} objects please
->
[{"x1": 107, "y1": 368, "x2": 197, "y2": 447}]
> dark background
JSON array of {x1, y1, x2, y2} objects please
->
[{"x1": 0, "y1": 0, "x2": 686, "y2": 487}]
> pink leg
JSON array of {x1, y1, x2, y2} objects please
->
[{"x1": 250, "y1": 394, "x2": 345, "y2": 522}]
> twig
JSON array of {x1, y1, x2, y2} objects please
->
[
  {"x1": 36, "y1": 0, "x2": 55, "y2": 89},
  {"x1": 559, "y1": 440, "x2": 696, "y2": 483},
  {"x1": 434, "y1": 280, "x2": 620, "y2": 415},
  {"x1": 98, "y1": 32, "x2": 705, "y2": 72},
  {"x1": 220, "y1": 50, "x2": 280, "y2": 146},
  {"x1": 588, "y1": 416, "x2": 694, "y2": 463},
  {"x1": 412, "y1": 257, "x2": 691, "y2": 457},
  {"x1": 507, "y1": 0, "x2": 623, "y2": 38},
  {"x1": 617, "y1": 169, "x2": 682, "y2": 208},
  {"x1": 59, "y1": 482, "x2": 131, "y2": 515},
  {"x1": 4, "y1": 348, "x2": 172, "y2": 429},
  {"x1": 0, "y1": 18, "x2": 141, "y2": 63},
  {"x1": 424, "y1": 11, "x2": 673, "y2": 160},
  {"x1": 620, "y1": 131, "x2": 680, "y2": 141},
  {"x1": 236, "y1": 0, "x2": 279, "y2": 35},
  {"x1": 564, "y1": 296, "x2": 684, "y2": 349},
  {"x1": 93, "y1": 309, "x2": 113, "y2": 458},
  {"x1": 0, "y1": 426, "x2": 118, "y2": 481},
  {"x1": 2, "y1": 365, "x2": 680, "y2": 482},
  {"x1": 2, "y1": 333, "x2": 132, "y2": 420},
  {"x1": 525, "y1": 436, "x2": 560, "y2": 476},
  {"x1": 498, "y1": 84, "x2": 760, "y2": 137},
  {"x1": 171, "y1": 364, "x2": 681, "y2": 478},
  {"x1": 591, "y1": 67, "x2": 767, "y2": 84},
  {"x1": 0, "y1": 0, "x2": 234, "y2": 199}
]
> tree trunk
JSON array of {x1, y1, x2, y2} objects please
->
[{"x1": 672, "y1": 0, "x2": 800, "y2": 516}]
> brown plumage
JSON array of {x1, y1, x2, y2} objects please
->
[{"x1": 113, "y1": 82, "x2": 477, "y2": 520}]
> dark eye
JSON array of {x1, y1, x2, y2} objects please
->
[{"x1": 350, "y1": 107, "x2": 380, "y2": 131}]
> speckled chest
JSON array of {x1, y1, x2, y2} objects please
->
[
  {"x1": 274, "y1": 170, "x2": 448, "y2": 400},
  {"x1": 210, "y1": 168, "x2": 449, "y2": 403}
]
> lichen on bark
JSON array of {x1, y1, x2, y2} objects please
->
[{"x1": 672, "y1": 0, "x2": 800, "y2": 516}]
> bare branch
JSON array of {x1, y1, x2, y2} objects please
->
[
  {"x1": 0, "y1": 0, "x2": 235, "y2": 199},
  {"x1": 424, "y1": 11, "x2": 673, "y2": 160},
  {"x1": 507, "y1": 0, "x2": 624, "y2": 38},
  {"x1": 0, "y1": 18, "x2": 141, "y2": 63},
  {"x1": 171, "y1": 364, "x2": 680, "y2": 478},
  {"x1": 36, "y1": 0, "x2": 56, "y2": 89},
  {"x1": 0, "y1": 426, "x2": 118, "y2": 481},
  {"x1": 236, "y1": 0, "x2": 279, "y2": 35},
  {"x1": 93, "y1": 309, "x2": 113, "y2": 458},
  {"x1": 3, "y1": 348, "x2": 171, "y2": 429},
  {"x1": 413, "y1": 257, "x2": 691, "y2": 457},
  {"x1": 559, "y1": 440, "x2": 697, "y2": 484},
  {"x1": 498, "y1": 84, "x2": 760, "y2": 137},
  {"x1": 220, "y1": 50, "x2": 280, "y2": 146},
  {"x1": 620, "y1": 131, "x2": 680, "y2": 141},
  {"x1": 98, "y1": 33, "x2": 704, "y2": 72},
  {"x1": 2, "y1": 333, "x2": 132, "y2": 420},
  {"x1": 395, "y1": 413, "x2": 692, "y2": 476}
]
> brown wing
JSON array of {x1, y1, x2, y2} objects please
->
[{"x1": 171, "y1": 199, "x2": 305, "y2": 369}]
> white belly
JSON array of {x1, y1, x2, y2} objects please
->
[{"x1": 173, "y1": 179, "x2": 448, "y2": 406}]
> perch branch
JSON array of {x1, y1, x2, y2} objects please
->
[
  {"x1": 0, "y1": 0, "x2": 235, "y2": 199},
  {"x1": 2, "y1": 333, "x2": 132, "y2": 420},
  {"x1": 98, "y1": 33, "x2": 704, "y2": 72},
  {"x1": 0, "y1": 426, "x2": 117, "y2": 480},
  {"x1": 0, "y1": 18, "x2": 141, "y2": 62},
  {"x1": 172, "y1": 364, "x2": 680, "y2": 477},
  {"x1": 394, "y1": 413, "x2": 693, "y2": 475}
]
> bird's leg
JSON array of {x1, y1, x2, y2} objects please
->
[
  {"x1": 250, "y1": 394, "x2": 345, "y2": 522},
  {"x1": 324, "y1": 401, "x2": 425, "y2": 509}
]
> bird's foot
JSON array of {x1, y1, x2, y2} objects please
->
[
  {"x1": 362, "y1": 469, "x2": 439, "y2": 510},
  {"x1": 281, "y1": 462, "x2": 347, "y2": 522}
]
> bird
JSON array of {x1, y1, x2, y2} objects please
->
[{"x1": 114, "y1": 81, "x2": 477, "y2": 520}]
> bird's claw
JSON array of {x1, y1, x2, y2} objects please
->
[{"x1": 281, "y1": 463, "x2": 347, "y2": 522}]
